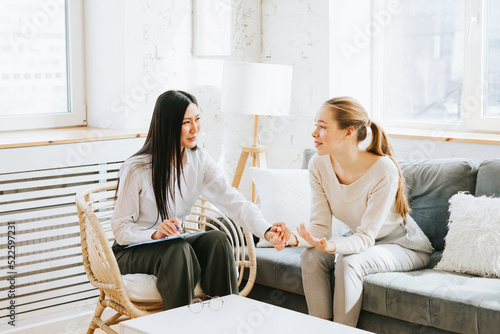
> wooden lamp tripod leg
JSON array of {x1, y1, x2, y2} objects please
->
[
  {"x1": 251, "y1": 151, "x2": 267, "y2": 202},
  {"x1": 232, "y1": 151, "x2": 250, "y2": 189},
  {"x1": 232, "y1": 115, "x2": 268, "y2": 202}
]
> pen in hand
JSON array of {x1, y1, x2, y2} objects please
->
[{"x1": 154, "y1": 217, "x2": 183, "y2": 239}]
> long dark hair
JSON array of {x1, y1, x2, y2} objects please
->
[
  {"x1": 118, "y1": 90, "x2": 198, "y2": 222},
  {"x1": 324, "y1": 97, "x2": 411, "y2": 224}
]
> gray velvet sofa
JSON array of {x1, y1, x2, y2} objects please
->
[{"x1": 246, "y1": 149, "x2": 500, "y2": 334}]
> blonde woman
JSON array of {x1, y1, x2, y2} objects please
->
[{"x1": 286, "y1": 97, "x2": 433, "y2": 327}]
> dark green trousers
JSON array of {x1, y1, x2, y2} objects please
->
[{"x1": 112, "y1": 230, "x2": 238, "y2": 310}]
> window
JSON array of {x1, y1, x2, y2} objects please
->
[
  {"x1": 0, "y1": 0, "x2": 85, "y2": 131},
  {"x1": 485, "y1": 0, "x2": 500, "y2": 117},
  {"x1": 372, "y1": 0, "x2": 500, "y2": 133},
  {"x1": 379, "y1": 1, "x2": 464, "y2": 123}
]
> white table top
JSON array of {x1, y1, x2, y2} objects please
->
[{"x1": 119, "y1": 295, "x2": 373, "y2": 334}]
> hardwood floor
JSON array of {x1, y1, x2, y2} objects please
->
[{"x1": 71, "y1": 324, "x2": 119, "y2": 334}]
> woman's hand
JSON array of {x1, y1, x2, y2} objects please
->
[
  {"x1": 265, "y1": 222, "x2": 290, "y2": 251},
  {"x1": 152, "y1": 217, "x2": 182, "y2": 240},
  {"x1": 297, "y1": 223, "x2": 336, "y2": 253}
]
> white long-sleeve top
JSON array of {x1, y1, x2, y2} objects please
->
[
  {"x1": 296, "y1": 154, "x2": 433, "y2": 255},
  {"x1": 111, "y1": 148, "x2": 271, "y2": 246}
]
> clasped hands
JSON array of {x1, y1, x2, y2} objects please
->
[
  {"x1": 265, "y1": 223, "x2": 336, "y2": 253},
  {"x1": 152, "y1": 218, "x2": 336, "y2": 253},
  {"x1": 152, "y1": 218, "x2": 289, "y2": 244}
]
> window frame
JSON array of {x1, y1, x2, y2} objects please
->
[
  {"x1": 0, "y1": 0, "x2": 86, "y2": 132},
  {"x1": 339, "y1": 0, "x2": 500, "y2": 134},
  {"x1": 466, "y1": 0, "x2": 500, "y2": 132}
]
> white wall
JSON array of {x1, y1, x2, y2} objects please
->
[
  {"x1": 85, "y1": 0, "x2": 127, "y2": 129},
  {"x1": 84, "y1": 0, "x2": 499, "y2": 191},
  {"x1": 329, "y1": 0, "x2": 372, "y2": 108},
  {"x1": 85, "y1": 0, "x2": 206, "y2": 130},
  {"x1": 84, "y1": 0, "x2": 330, "y2": 197},
  {"x1": 260, "y1": 0, "x2": 329, "y2": 168}
]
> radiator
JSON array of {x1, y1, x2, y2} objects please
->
[{"x1": 0, "y1": 141, "x2": 132, "y2": 332}]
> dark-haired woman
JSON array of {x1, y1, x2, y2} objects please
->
[
  {"x1": 111, "y1": 90, "x2": 285, "y2": 310},
  {"x1": 286, "y1": 97, "x2": 433, "y2": 327}
]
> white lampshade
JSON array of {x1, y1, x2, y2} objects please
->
[{"x1": 221, "y1": 62, "x2": 293, "y2": 116}]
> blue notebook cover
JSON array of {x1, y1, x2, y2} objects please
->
[{"x1": 124, "y1": 231, "x2": 205, "y2": 249}]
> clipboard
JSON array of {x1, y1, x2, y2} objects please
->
[{"x1": 124, "y1": 231, "x2": 205, "y2": 249}]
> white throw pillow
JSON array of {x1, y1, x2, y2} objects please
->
[
  {"x1": 250, "y1": 168, "x2": 311, "y2": 247},
  {"x1": 122, "y1": 274, "x2": 204, "y2": 302},
  {"x1": 250, "y1": 167, "x2": 351, "y2": 247},
  {"x1": 436, "y1": 193, "x2": 500, "y2": 278},
  {"x1": 122, "y1": 273, "x2": 162, "y2": 302}
]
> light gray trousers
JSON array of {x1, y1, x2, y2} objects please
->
[{"x1": 301, "y1": 244, "x2": 430, "y2": 327}]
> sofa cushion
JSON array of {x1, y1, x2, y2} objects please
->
[
  {"x1": 475, "y1": 159, "x2": 500, "y2": 197},
  {"x1": 254, "y1": 247, "x2": 305, "y2": 295},
  {"x1": 362, "y1": 269, "x2": 500, "y2": 334},
  {"x1": 357, "y1": 311, "x2": 456, "y2": 334},
  {"x1": 399, "y1": 159, "x2": 479, "y2": 251},
  {"x1": 428, "y1": 250, "x2": 443, "y2": 268}
]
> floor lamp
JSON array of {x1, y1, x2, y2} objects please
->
[{"x1": 221, "y1": 62, "x2": 293, "y2": 202}]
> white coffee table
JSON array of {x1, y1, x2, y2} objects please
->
[{"x1": 119, "y1": 294, "x2": 373, "y2": 334}]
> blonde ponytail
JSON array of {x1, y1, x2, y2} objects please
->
[
  {"x1": 365, "y1": 122, "x2": 411, "y2": 224},
  {"x1": 366, "y1": 121, "x2": 394, "y2": 156}
]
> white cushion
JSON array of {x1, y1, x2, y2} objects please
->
[
  {"x1": 250, "y1": 167, "x2": 350, "y2": 247},
  {"x1": 436, "y1": 193, "x2": 500, "y2": 278},
  {"x1": 250, "y1": 168, "x2": 311, "y2": 247},
  {"x1": 122, "y1": 273, "x2": 203, "y2": 302}
]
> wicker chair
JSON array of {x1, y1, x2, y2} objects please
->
[{"x1": 75, "y1": 181, "x2": 257, "y2": 334}]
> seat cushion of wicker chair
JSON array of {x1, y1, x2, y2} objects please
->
[{"x1": 122, "y1": 273, "x2": 203, "y2": 302}]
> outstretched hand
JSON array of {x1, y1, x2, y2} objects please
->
[
  {"x1": 265, "y1": 222, "x2": 290, "y2": 251},
  {"x1": 296, "y1": 223, "x2": 336, "y2": 253}
]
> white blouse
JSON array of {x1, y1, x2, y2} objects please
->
[{"x1": 111, "y1": 148, "x2": 271, "y2": 245}]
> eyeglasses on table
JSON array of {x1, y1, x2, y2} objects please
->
[{"x1": 188, "y1": 295, "x2": 224, "y2": 314}]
